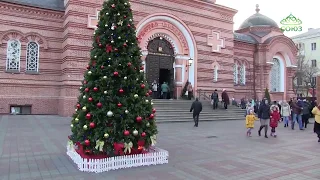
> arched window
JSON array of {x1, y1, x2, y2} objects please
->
[
  {"x1": 213, "y1": 65, "x2": 218, "y2": 82},
  {"x1": 239, "y1": 64, "x2": 246, "y2": 85},
  {"x1": 26, "y1": 42, "x2": 39, "y2": 72},
  {"x1": 270, "y1": 58, "x2": 281, "y2": 92},
  {"x1": 6, "y1": 39, "x2": 21, "y2": 71},
  {"x1": 233, "y1": 64, "x2": 238, "y2": 84}
]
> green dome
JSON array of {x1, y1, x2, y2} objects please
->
[{"x1": 239, "y1": 5, "x2": 279, "y2": 29}]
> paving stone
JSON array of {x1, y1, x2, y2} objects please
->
[{"x1": 0, "y1": 115, "x2": 319, "y2": 179}]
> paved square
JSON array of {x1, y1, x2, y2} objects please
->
[{"x1": 0, "y1": 115, "x2": 319, "y2": 180}]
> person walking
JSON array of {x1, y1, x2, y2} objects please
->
[
  {"x1": 258, "y1": 98, "x2": 270, "y2": 138},
  {"x1": 281, "y1": 100, "x2": 291, "y2": 127},
  {"x1": 302, "y1": 99, "x2": 311, "y2": 128},
  {"x1": 161, "y1": 82, "x2": 169, "y2": 99},
  {"x1": 187, "y1": 82, "x2": 193, "y2": 100},
  {"x1": 246, "y1": 108, "x2": 258, "y2": 137},
  {"x1": 190, "y1": 98, "x2": 202, "y2": 127},
  {"x1": 151, "y1": 80, "x2": 158, "y2": 99},
  {"x1": 291, "y1": 99, "x2": 304, "y2": 130},
  {"x1": 221, "y1": 89, "x2": 230, "y2": 110},
  {"x1": 311, "y1": 105, "x2": 320, "y2": 142},
  {"x1": 211, "y1": 89, "x2": 219, "y2": 109},
  {"x1": 270, "y1": 106, "x2": 280, "y2": 137}
]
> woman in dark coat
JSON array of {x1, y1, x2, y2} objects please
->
[
  {"x1": 258, "y1": 98, "x2": 270, "y2": 138},
  {"x1": 221, "y1": 89, "x2": 229, "y2": 110}
]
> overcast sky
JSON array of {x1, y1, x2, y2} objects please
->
[{"x1": 217, "y1": 0, "x2": 316, "y2": 37}]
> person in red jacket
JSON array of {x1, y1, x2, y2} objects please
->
[{"x1": 270, "y1": 106, "x2": 281, "y2": 137}]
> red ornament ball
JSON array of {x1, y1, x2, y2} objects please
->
[
  {"x1": 119, "y1": 89, "x2": 124, "y2": 94},
  {"x1": 93, "y1": 87, "x2": 98, "y2": 92},
  {"x1": 89, "y1": 122, "x2": 95, "y2": 128},
  {"x1": 86, "y1": 113, "x2": 91, "y2": 120},
  {"x1": 124, "y1": 15, "x2": 127, "y2": 18},
  {"x1": 123, "y1": 43, "x2": 127, "y2": 47},
  {"x1": 148, "y1": 90, "x2": 153, "y2": 94},
  {"x1": 117, "y1": 103, "x2": 122, "y2": 107},
  {"x1": 84, "y1": 140, "x2": 90, "y2": 146},
  {"x1": 140, "y1": 66, "x2": 144, "y2": 70},
  {"x1": 88, "y1": 97, "x2": 93, "y2": 102},
  {"x1": 149, "y1": 114, "x2": 155, "y2": 119},
  {"x1": 86, "y1": 65, "x2": 90, "y2": 69},
  {"x1": 152, "y1": 108, "x2": 156, "y2": 113},
  {"x1": 97, "y1": 102, "x2": 102, "y2": 108},
  {"x1": 68, "y1": 135, "x2": 71, "y2": 139},
  {"x1": 76, "y1": 104, "x2": 81, "y2": 109},
  {"x1": 113, "y1": 71, "x2": 119, "y2": 76},
  {"x1": 141, "y1": 132, "x2": 146, "y2": 137},
  {"x1": 114, "y1": 48, "x2": 118, "y2": 52},
  {"x1": 127, "y1": 62, "x2": 132, "y2": 66},
  {"x1": 85, "y1": 150, "x2": 91, "y2": 154},
  {"x1": 124, "y1": 130, "x2": 130, "y2": 136},
  {"x1": 127, "y1": 24, "x2": 131, "y2": 27},
  {"x1": 136, "y1": 116, "x2": 142, "y2": 122},
  {"x1": 140, "y1": 84, "x2": 145, "y2": 89},
  {"x1": 100, "y1": 65, "x2": 104, "y2": 69},
  {"x1": 111, "y1": 4, "x2": 115, "y2": 8},
  {"x1": 99, "y1": 43, "x2": 102, "y2": 47},
  {"x1": 84, "y1": 88, "x2": 89, "y2": 92},
  {"x1": 84, "y1": 80, "x2": 87, "y2": 84},
  {"x1": 145, "y1": 93, "x2": 149, "y2": 97}
]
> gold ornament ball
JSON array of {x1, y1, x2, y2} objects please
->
[
  {"x1": 118, "y1": 36, "x2": 121, "y2": 39},
  {"x1": 145, "y1": 99, "x2": 149, "y2": 103},
  {"x1": 151, "y1": 102, "x2": 154, "y2": 105},
  {"x1": 136, "y1": 78, "x2": 139, "y2": 81},
  {"x1": 108, "y1": 57, "x2": 111, "y2": 60},
  {"x1": 104, "y1": 133, "x2": 109, "y2": 138},
  {"x1": 106, "y1": 12, "x2": 109, "y2": 15},
  {"x1": 117, "y1": 13, "x2": 120, "y2": 16},
  {"x1": 82, "y1": 106, "x2": 87, "y2": 111},
  {"x1": 124, "y1": 76, "x2": 127, "y2": 80},
  {"x1": 83, "y1": 125, "x2": 88, "y2": 130},
  {"x1": 103, "y1": 76, "x2": 107, "y2": 79},
  {"x1": 83, "y1": 95, "x2": 86, "y2": 99},
  {"x1": 129, "y1": 19, "x2": 132, "y2": 22},
  {"x1": 105, "y1": 24, "x2": 108, "y2": 27},
  {"x1": 70, "y1": 124, "x2": 74, "y2": 128},
  {"x1": 124, "y1": 2, "x2": 127, "y2": 5},
  {"x1": 133, "y1": 129, "x2": 138, "y2": 136},
  {"x1": 104, "y1": 90, "x2": 107, "y2": 94},
  {"x1": 108, "y1": 65, "x2": 111, "y2": 67},
  {"x1": 125, "y1": 110, "x2": 129, "y2": 114},
  {"x1": 146, "y1": 122, "x2": 150, "y2": 127},
  {"x1": 140, "y1": 70, "x2": 144, "y2": 73},
  {"x1": 75, "y1": 118, "x2": 79, "y2": 122},
  {"x1": 88, "y1": 71, "x2": 92, "y2": 75},
  {"x1": 74, "y1": 109, "x2": 77, "y2": 112},
  {"x1": 79, "y1": 87, "x2": 82, "y2": 90},
  {"x1": 134, "y1": 94, "x2": 139, "y2": 98},
  {"x1": 111, "y1": 40, "x2": 114, "y2": 43},
  {"x1": 94, "y1": 55, "x2": 97, "y2": 58}
]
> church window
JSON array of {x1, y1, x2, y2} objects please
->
[
  {"x1": 270, "y1": 58, "x2": 281, "y2": 92},
  {"x1": 26, "y1": 42, "x2": 39, "y2": 72},
  {"x1": 239, "y1": 64, "x2": 246, "y2": 85},
  {"x1": 6, "y1": 39, "x2": 21, "y2": 71},
  {"x1": 213, "y1": 65, "x2": 218, "y2": 82},
  {"x1": 233, "y1": 64, "x2": 238, "y2": 84}
]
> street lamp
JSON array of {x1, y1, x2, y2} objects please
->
[{"x1": 188, "y1": 58, "x2": 193, "y2": 66}]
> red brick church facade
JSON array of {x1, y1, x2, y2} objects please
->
[{"x1": 0, "y1": 0, "x2": 297, "y2": 116}]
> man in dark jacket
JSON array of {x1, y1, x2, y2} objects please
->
[
  {"x1": 302, "y1": 99, "x2": 311, "y2": 128},
  {"x1": 211, "y1": 89, "x2": 219, "y2": 109},
  {"x1": 258, "y1": 98, "x2": 270, "y2": 138},
  {"x1": 190, "y1": 98, "x2": 202, "y2": 127}
]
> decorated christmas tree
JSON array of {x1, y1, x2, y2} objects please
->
[
  {"x1": 68, "y1": 0, "x2": 157, "y2": 157},
  {"x1": 264, "y1": 88, "x2": 271, "y2": 104}
]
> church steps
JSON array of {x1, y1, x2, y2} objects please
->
[{"x1": 152, "y1": 99, "x2": 246, "y2": 123}]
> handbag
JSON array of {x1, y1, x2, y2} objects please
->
[
  {"x1": 185, "y1": 91, "x2": 188, "y2": 95},
  {"x1": 210, "y1": 100, "x2": 213, "y2": 105}
]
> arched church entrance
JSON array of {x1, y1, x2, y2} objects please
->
[{"x1": 146, "y1": 37, "x2": 175, "y2": 99}]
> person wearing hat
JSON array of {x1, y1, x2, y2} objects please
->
[{"x1": 211, "y1": 89, "x2": 219, "y2": 109}]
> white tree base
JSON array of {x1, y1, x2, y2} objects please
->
[{"x1": 66, "y1": 145, "x2": 169, "y2": 173}]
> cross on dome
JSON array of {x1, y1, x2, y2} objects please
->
[{"x1": 256, "y1": 4, "x2": 260, "y2": 13}]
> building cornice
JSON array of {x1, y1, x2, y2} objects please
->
[
  {"x1": 0, "y1": 2, "x2": 64, "y2": 19},
  {"x1": 291, "y1": 33, "x2": 320, "y2": 41},
  {"x1": 130, "y1": 0, "x2": 234, "y2": 23}
]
